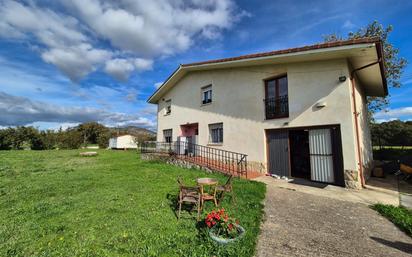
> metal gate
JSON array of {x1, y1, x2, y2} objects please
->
[
  {"x1": 309, "y1": 128, "x2": 334, "y2": 183},
  {"x1": 267, "y1": 130, "x2": 289, "y2": 177}
]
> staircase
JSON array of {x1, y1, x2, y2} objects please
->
[{"x1": 140, "y1": 141, "x2": 251, "y2": 178}]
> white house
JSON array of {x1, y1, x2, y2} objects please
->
[
  {"x1": 147, "y1": 38, "x2": 387, "y2": 189},
  {"x1": 109, "y1": 135, "x2": 138, "y2": 149}
]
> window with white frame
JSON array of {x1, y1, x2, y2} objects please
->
[
  {"x1": 163, "y1": 129, "x2": 172, "y2": 143},
  {"x1": 209, "y1": 123, "x2": 223, "y2": 144},
  {"x1": 164, "y1": 99, "x2": 171, "y2": 115},
  {"x1": 201, "y1": 85, "x2": 212, "y2": 104}
]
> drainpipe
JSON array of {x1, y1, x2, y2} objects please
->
[
  {"x1": 349, "y1": 59, "x2": 381, "y2": 188},
  {"x1": 349, "y1": 77, "x2": 365, "y2": 187}
]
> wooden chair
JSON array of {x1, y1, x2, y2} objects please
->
[
  {"x1": 177, "y1": 178, "x2": 201, "y2": 220},
  {"x1": 395, "y1": 163, "x2": 412, "y2": 180},
  {"x1": 216, "y1": 175, "x2": 235, "y2": 204}
]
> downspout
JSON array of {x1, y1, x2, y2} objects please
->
[{"x1": 349, "y1": 59, "x2": 381, "y2": 188}]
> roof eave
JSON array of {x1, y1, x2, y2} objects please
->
[
  {"x1": 375, "y1": 41, "x2": 388, "y2": 96},
  {"x1": 147, "y1": 65, "x2": 182, "y2": 104},
  {"x1": 147, "y1": 38, "x2": 387, "y2": 103}
]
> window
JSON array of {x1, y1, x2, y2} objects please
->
[
  {"x1": 163, "y1": 129, "x2": 172, "y2": 143},
  {"x1": 164, "y1": 99, "x2": 171, "y2": 115},
  {"x1": 209, "y1": 123, "x2": 223, "y2": 144},
  {"x1": 201, "y1": 85, "x2": 212, "y2": 105},
  {"x1": 264, "y1": 75, "x2": 288, "y2": 119}
]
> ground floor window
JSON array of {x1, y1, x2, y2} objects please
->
[
  {"x1": 163, "y1": 129, "x2": 172, "y2": 143},
  {"x1": 209, "y1": 123, "x2": 223, "y2": 143}
]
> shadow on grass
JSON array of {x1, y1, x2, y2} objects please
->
[{"x1": 166, "y1": 193, "x2": 200, "y2": 221}]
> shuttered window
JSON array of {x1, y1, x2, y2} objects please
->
[
  {"x1": 209, "y1": 123, "x2": 223, "y2": 143},
  {"x1": 163, "y1": 129, "x2": 172, "y2": 143},
  {"x1": 202, "y1": 85, "x2": 212, "y2": 104},
  {"x1": 164, "y1": 100, "x2": 171, "y2": 115}
]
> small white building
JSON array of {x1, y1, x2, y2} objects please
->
[{"x1": 109, "y1": 135, "x2": 138, "y2": 149}]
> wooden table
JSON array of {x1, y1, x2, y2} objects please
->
[{"x1": 196, "y1": 178, "x2": 218, "y2": 207}]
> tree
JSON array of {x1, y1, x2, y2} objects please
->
[
  {"x1": 58, "y1": 129, "x2": 83, "y2": 149},
  {"x1": 324, "y1": 21, "x2": 407, "y2": 117},
  {"x1": 371, "y1": 120, "x2": 412, "y2": 147},
  {"x1": 29, "y1": 131, "x2": 45, "y2": 150},
  {"x1": 97, "y1": 130, "x2": 113, "y2": 149},
  {"x1": 0, "y1": 128, "x2": 13, "y2": 150},
  {"x1": 77, "y1": 122, "x2": 108, "y2": 146},
  {"x1": 40, "y1": 130, "x2": 58, "y2": 150}
]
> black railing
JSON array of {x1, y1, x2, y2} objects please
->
[
  {"x1": 264, "y1": 95, "x2": 289, "y2": 119},
  {"x1": 140, "y1": 141, "x2": 248, "y2": 178}
]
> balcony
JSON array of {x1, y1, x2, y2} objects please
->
[{"x1": 264, "y1": 95, "x2": 289, "y2": 119}]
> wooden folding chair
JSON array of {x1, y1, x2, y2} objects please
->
[
  {"x1": 177, "y1": 178, "x2": 201, "y2": 220},
  {"x1": 216, "y1": 175, "x2": 236, "y2": 205},
  {"x1": 395, "y1": 163, "x2": 412, "y2": 180}
]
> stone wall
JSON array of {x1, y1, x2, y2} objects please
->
[
  {"x1": 344, "y1": 169, "x2": 362, "y2": 189},
  {"x1": 141, "y1": 153, "x2": 214, "y2": 173},
  {"x1": 248, "y1": 161, "x2": 267, "y2": 174}
]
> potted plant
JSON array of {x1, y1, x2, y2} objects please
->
[{"x1": 204, "y1": 209, "x2": 245, "y2": 244}]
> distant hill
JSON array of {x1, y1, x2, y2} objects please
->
[{"x1": 109, "y1": 126, "x2": 156, "y2": 138}]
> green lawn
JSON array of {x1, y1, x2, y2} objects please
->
[
  {"x1": 372, "y1": 204, "x2": 412, "y2": 237},
  {"x1": 0, "y1": 150, "x2": 265, "y2": 257}
]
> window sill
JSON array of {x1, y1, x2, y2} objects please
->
[
  {"x1": 207, "y1": 143, "x2": 223, "y2": 146},
  {"x1": 201, "y1": 102, "x2": 212, "y2": 107},
  {"x1": 265, "y1": 115, "x2": 289, "y2": 120}
]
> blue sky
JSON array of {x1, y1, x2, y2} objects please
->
[{"x1": 0, "y1": 0, "x2": 411, "y2": 131}]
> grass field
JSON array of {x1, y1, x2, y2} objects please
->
[
  {"x1": 373, "y1": 204, "x2": 412, "y2": 237},
  {"x1": 0, "y1": 150, "x2": 265, "y2": 257}
]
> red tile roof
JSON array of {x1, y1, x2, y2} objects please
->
[{"x1": 181, "y1": 37, "x2": 381, "y2": 67}]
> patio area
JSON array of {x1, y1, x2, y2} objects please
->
[
  {"x1": 253, "y1": 175, "x2": 400, "y2": 206},
  {"x1": 255, "y1": 178, "x2": 412, "y2": 256}
]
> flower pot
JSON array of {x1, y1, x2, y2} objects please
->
[{"x1": 208, "y1": 225, "x2": 245, "y2": 244}]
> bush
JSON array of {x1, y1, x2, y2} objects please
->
[
  {"x1": 97, "y1": 131, "x2": 112, "y2": 149},
  {"x1": 29, "y1": 132, "x2": 45, "y2": 150},
  {"x1": 0, "y1": 128, "x2": 13, "y2": 150},
  {"x1": 372, "y1": 204, "x2": 412, "y2": 237},
  {"x1": 373, "y1": 148, "x2": 412, "y2": 161},
  {"x1": 58, "y1": 129, "x2": 83, "y2": 149}
]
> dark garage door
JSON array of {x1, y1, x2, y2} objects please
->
[{"x1": 267, "y1": 130, "x2": 289, "y2": 177}]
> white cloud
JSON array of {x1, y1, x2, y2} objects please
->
[
  {"x1": 0, "y1": 0, "x2": 245, "y2": 81},
  {"x1": 104, "y1": 58, "x2": 153, "y2": 81},
  {"x1": 374, "y1": 107, "x2": 412, "y2": 121},
  {"x1": 64, "y1": 0, "x2": 243, "y2": 56},
  {"x1": 42, "y1": 44, "x2": 112, "y2": 82},
  {"x1": 0, "y1": 92, "x2": 156, "y2": 130},
  {"x1": 342, "y1": 20, "x2": 356, "y2": 29},
  {"x1": 134, "y1": 58, "x2": 153, "y2": 71},
  {"x1": 154, "y1": 82, "x2": 163, "y2": 89}
]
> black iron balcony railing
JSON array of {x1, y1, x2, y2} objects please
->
[
  {"x1": 140, "y1": 141, "x2": 248, "y2": 178},
  {"x1": 264, "y1": 95, "x2": 289, "y2": 119}
]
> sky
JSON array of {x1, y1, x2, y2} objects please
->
[{"x1": 0, "y1": 0, "x2": 411, "y2": 131}]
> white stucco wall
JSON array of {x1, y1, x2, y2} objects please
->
[
  {"x1": 353, "y1": 75, "x2": 374, "y2": 178},
  {"x1": 155, "y1": 59, "x2": 362, "y2": 173}
]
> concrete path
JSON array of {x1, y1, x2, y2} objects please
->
[
  {"x1": 254, "y1": 176, "x2": 399, "y2": 206},
  {"x1": 254, "y1": 177, "x2": 412, "y2": 257}
]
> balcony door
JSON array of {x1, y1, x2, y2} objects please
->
[{"x1": 264, "y1": 75, "x2": 288, "y2": 119}]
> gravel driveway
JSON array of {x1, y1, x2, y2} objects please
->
[{"x1": 256, "y1": 185, "x2": 412, "y2": 257}]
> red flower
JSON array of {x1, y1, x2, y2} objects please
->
[{"x1": 228, "y1": 224, "x2": 233, "y2": 230}]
